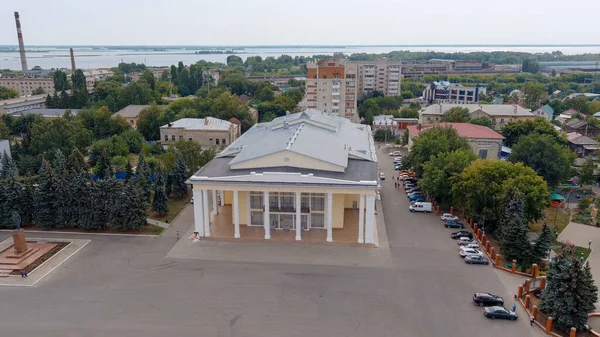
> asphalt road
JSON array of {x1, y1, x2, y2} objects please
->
[{"x1": 0, "y1": 145, "x2": 543, "y2": 337}]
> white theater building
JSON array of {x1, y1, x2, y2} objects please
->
[{"x1": 187, "y1": 110, "x2": 379, "y2": 245}]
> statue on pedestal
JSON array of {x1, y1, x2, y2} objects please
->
[{"x1": 12, "y1": 212, "x2": 21, "y2": 231}]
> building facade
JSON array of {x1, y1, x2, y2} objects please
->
[
  {"x1": 112, "y1": 104, "x2": 153, "y2": 129},
  {"x1": 187, "y1": 110, "x2": 379, "y2": 245},
  {"x1": 0, "y1": 77, "x2": 54, "y2": 96},
  {"x1": 306, "y1": 59, "x2": 359, "y2": 122},
  {"x1": 422, "y1": 81, "x2": 486, "y2": 104},
  {"x1": 160, "y1": 117, "x2": 240, "y2": 147},
  {"x1": 407, "y1": 123, "x2": 504, "y2": 159},
  {"x1": 419, "y1": 103, "x2": 536, "y2": 131},
  {"x1": 356, "y1": 60, "x2": 402, "y2": 97}
]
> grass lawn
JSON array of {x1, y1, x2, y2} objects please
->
[
  {"x1": 530, "y1": 207, "x2": 572, "y2": 234},
  {"x1": 148, "y1": 195, "x2": 191, "y2": 224}
]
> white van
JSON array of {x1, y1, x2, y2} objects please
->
[{"x1": 409, "y1": 202, "x2": 432, "y2": 213}]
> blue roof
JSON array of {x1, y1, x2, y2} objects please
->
[{"x1": 541, "y1": 104, "x2": 555, "y2": 114}]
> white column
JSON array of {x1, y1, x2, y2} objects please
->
[
  {"x1": 263, "y1": 191, "x2": 271, "y2": 239},
  {"x1": 365, "y1": 194, "x2": 376, "y2": 244},
  {"x1": 193, "y1": 189, "x2": 204, "y2": 236},
  {"x1": 295, "y1": 191, "x2": 301, "y2": 241},
  {"x1": 220, "y1": 190, "x2": 225, "y2": 206},
  {"x1": 326, "y1": 192, "x2": 333, "y2": 242},
  {"x1": 212, "y1": 190, "x2": 218, "y2": 215},
  {"x1": 203, "y1": 189, "x2": 210, "y2": 237},
  {"x1": 358, "y1": 194, "x2": 365, "y2": 244},
  {"x1": 233, "y1": 190, "x2": 240, "y2": 238}
]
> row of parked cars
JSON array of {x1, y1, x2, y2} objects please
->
[{"x1": 397, "y1": 172, "x2": 435, "y2": 213}]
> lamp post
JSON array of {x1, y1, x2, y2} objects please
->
[{"x1": 589, "y1": 240, "x2": 592, "y2": 252}]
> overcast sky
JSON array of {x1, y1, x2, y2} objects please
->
[{"x1": 2, "y1": 0, "x2": 600, "y2": 46}]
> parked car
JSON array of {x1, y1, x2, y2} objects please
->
[
  {"x1": 394, "y1": 166, "x2": 402, "y2": 171},
  {"x1": 473, "y1": 293, "x2": 504, "y2": 307},
  {"x1": 407, "y1": 191, "x2": 423, "y2": 198},
  {"x1": 407, "y1": 188, "x2": 422, "y2": 194},
  {"x1": 457, "y1": 236, "x2": 473, "y2": 244},
  {"x1": 465, "y1": 255, "x2": 490, "y2": 265},
  {"x1": 379, "y1": 172, "x2": 385, "y2": 180},
  {"x1": 410, "y1": 196, "x2": 427, "y2": 203},
  {"x1": 483, "y1": 306, "x2": 518, "y2": 320},
  {"x1": 393, "y1": 157, "x2": 402, "y2": 162},
  {"x1": 444, "y1": 220, "x2": 465, "y2": 228},
  {"x1": 458, "y1": 240, "x2": 477, "y2": 246},
  {"x1": 462, "y1": 243, "x2": 480, "y2": 250},
  {"x1": 451, "y1": 231, "x2": 473, "y2": 239},
  {"x1": 409, "y1": 202, "x2": 432, "y2": 213},
  {"x1": 459, "y1": 248, "x2": 484, "y2": 257},
  {"x1": 389, "y1": 151, "x2": 402, "y2": 156},
  {"x1": 404, "y1": 183, "x2": 417, "y2": 189},
  {"x1": 440, "y1": 213, "x2": 458, "y2": 222}
]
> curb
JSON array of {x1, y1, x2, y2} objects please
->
[{"x1": 0, "y1": 229, "x2": 158, "y2": 237}]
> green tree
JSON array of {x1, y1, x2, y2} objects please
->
[
  {"x1": 173, "y1": 139, "x2": 216, "y2": 176},
  {"x1": 579, "y1": 158, "x2": 596, "y2": 186},
  {"x1": 52, "y1": 70, "x2": 70, "y2": 91},
  {"x1": 140, "y1": 69, "x2": 156, "y2": 91},
  {"x1": 0, "y1": 86, "x2": 19, "y2": 100},
  {"x1": 440, "y1": 107, "x2": 470, "y2": 122},
  {"x1": 0, "y1": 151, "x2": 18, "y2": 179},
  {"x1": 403, "y1": 126, "x2": 471, "y2": 176},
  {"x1": 420, "y1": 149, "x2": 476, "y2": 204},
  {"x1": 33, "y1": 159, "x2": 58, "y2": 229},
  {"x1": 359, "y1": 99, "x2": 381, "y2": 119},
  {"x1": 0, "y1": 176, "x2": 23, "y2": 228},
  {"x1": 373, "y1": 129, "x2": 396, "y2": 142},
  {"x1": 125, "y1": 160, "x2": 134, "y2": 180},
  {"x1": 468, "y1": 116, "x2": 493, "y2": 128},
  {"x1": 96, "y1": 149, "x2": 113, "y2": 179},
  {"x1": 522, "y1": 58, "x2": 540, "y2": 74},
  {"x1": 66, "y1": 148, "x2": 87, "y2": 174},
  {"x1": 152, "y1": 168, "x2": 169, "y2": 215},
  {"x1": 256, "y1": 86, "x2": 275, "y2": 102},
  {"x1": 0, "y1": 118, "x2": 10, "y2": 139},
  {"x1": 137, "y1": 104, "x2": 164, "y2": 141},
  {"x1": 172, "y1": 156, "x2": 189, "y2": 198},
  {"x1": 531, "y1": 223, "x2": 554, "y2": 263},
  {"x1": 136, "y1": 153, "x2": 152, "y2": 201},
  {"x1": 498, "y1": 190, "x2": 532, "y2": 264},
  {"x1": 29, "y1": 117, "x2": 93, "y2": 156},
  {"x1": 501, "y1": 118, "x2": 566, "y2": 147},
  {"x1": 452, "y1": 159, "x2": 549, "y2": 234},
  {"x1": 509, "y1": 133, "x2": 575, "y2": 187},
  {"x1": 540, "y1": 254, "x2": 598, "y2": 332},
  {"x1": 398, "y1": 108, "x2": 419, "y2": 118},
  {"x1": 31, "y1": 86, "x2": 45, "y2": 95},
  {"x1": 523, "y1": 82, "x2": 546, "y2": 109}
]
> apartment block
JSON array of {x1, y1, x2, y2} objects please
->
[
  {"x1": 306, "y1": 59, "x2": 402, "y2": 123},
  {"x1": 422, "y1": 81, "x2": 487, "y2": 104},
  {"x1": 306, "y1": 59, "x2": 358, "y2": 122},
  {"x1": 356, "y1": 60, "x2": 402, "y2": 97},
  {"x1": 0, "y1": 77, "x2": 54, "y2": 96}
]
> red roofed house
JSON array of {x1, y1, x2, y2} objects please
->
[{"x1": 407, "y1": 123, "x2": 504, "y2": 160}]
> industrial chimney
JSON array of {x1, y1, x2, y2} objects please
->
[
  {"x1": 14, "y1": 12, "x2": 28, "y2": 73},
  {"x1": 70, "y1": 48, "x2": 76, "y2": 73}
]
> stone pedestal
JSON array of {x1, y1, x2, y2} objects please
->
[{"x1": 12, "y1": 230, "x2": 28, "y2": 254}]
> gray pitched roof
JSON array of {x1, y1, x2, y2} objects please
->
[
  {"x1": 10, "y1": 108, "x2": 80, "y2": 117},
  {"x1": 113, "y1": 105, "x2": 151, "y2": 118},
  {"x1": 569, "y1": 135, "x2": 599, "y2": 146},
  {"x1": 160, "y1": 117, "x2": 233, "y2": 131},
  {"x1": 566, "y1": 120, "x2": 588, "y2": 129},
  {"x1": 219, "y1": 109, "x2": 376, "y2": 169},
  {"x1": 420, "y1": 103, "x2": 533, "y2": 117}
]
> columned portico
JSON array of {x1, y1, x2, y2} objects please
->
[
  {"x1": 295, "y1": 191, "x2": 301, "y2": 241},
  {"x1": 365, "y1": 194, "x2": 376, "y2": 244},
  {"x1": 358, "y1": 194, "x2": 365, "y2": 243},
  {"x1": 202, "y1": 189, "x2": 210, "y2": 237},
  {"x1": 212, "y1": 190, "x2": 218, "y2": 215},
  {"x1": 220, "y1": 191, "x2": 225, "y2": 206},
  {"x1": 263, "y1": 191, "x2": 271, "y2": 240},
  {"x1": 326, "y1": 192, "x2": 333, "y2": 242},
  {"x1": 233, "y1": 190, "x2": 240, "y2": 238},
  {"x1": 193, "y1": 189, "x2": 204, "y2": 236}
]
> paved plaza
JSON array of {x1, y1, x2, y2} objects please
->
[{"x1": 0, "y1": 145, "x2": 545, "y2": 337}]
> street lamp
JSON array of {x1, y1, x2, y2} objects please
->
[{"x1": 589, "y1": 240, "x2": 592, "y2": 251}]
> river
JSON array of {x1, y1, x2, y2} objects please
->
[{"x1": 1, "y1": 45, "x2": 600, "y2": 70}]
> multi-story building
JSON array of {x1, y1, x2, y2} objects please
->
[
  {"x1": 0, "y1": 77, "x2": 54, "y2": 96},
  {"x1": 159, "y1": 117, "x2": 241, "y2": 148},
  {"x1": 81, "y1": 69, "x2": 114, "y2": 90},
  {"x1": 0, "y1": 94, "x2": 46, "y2": 115},
  {"x1": 306, "y1": 59, "x2": 402, "y2": 122},
  {"x1": 356, "y1": 60, "x2": 402, "y2": 96},
  {"x1": 306, "y1": 59, "x2": 358, "y2": 122},
  {"x1": 186, "y1": 109, "x2": 379, "y2": 245},
  {"x1": 422, "y1": 81, "x2": 487, "y2": 104},
  {"x1": 419, "y1": 103, "x2": 536, "y2": 131}
]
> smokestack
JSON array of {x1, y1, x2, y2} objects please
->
[
  {"x1": 14, "y1": 12, "x2": 28, "y2": 73},
  {"x1": 70, "y1": 48, "x2": 76, "y2": 73}
]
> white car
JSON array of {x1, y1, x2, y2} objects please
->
[
  {"x1": 457, "y1": 236, "x2": 473, "y2": 245},
  {"x1": 440, "y1": 213, "x2": 458, "y2": 222},
  {"x1": 459, "y1": 248, "x2": 484, "y2": 257},
  {"x1": 389, "y1": 151, "x2": 402, "y2": 156},
  {"x1": 458, "y1": 239, "x2": 476, "y2": 246},
  {"x1": 393, "y1": 157, "x2": 402, "y2": 162},
  {"x1": 461, "y1": 243, "x2": 480, "y2": 250},
  {"x1": 379, "y1": 172, "x2": 385, "y2": 180}
]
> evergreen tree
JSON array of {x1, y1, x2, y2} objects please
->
[
  {"x1": 541, "y1": 255, "x2": 598, "y2": 332},
  {"x1": 172, "y1": 155, "x2": 188, "y2": 198},
  {"x1": 531, "y1": 223, "x2": 554, "y2": 263},
  {"x1": 125, "y1": 160, "x2": 134, "y2": 181},
  {"x1": 0, "y1": 151, "x2": 19, "y2": 179},
  {"x1": 33, "y1": 159, "x2": 58, "y2": 229},
  {"x1": 0, "y1": 177, "x2": 23, "y2": 228},
  {"x1": 124, "y1": 181, "x2": 148, "y2": 230},
  {"x1": 66, "y1": 148, "x2": 87, "y2": 175},
  {"x1": 152, "y1": 168, "x2": 169, "y2": 215},
  {"x1": 19, "y1": 174, "x2": 34, "y2": 226},
  {"x1": 68, "y1": 171, "x2": 91, "y2": 228},
  {"x1": 165, "y1": 173, "x2": 173, "y2": 198},
  {"x1": 81, "y1": 180, "x2": 106, "y2": 230},
  {"x1": 52, "y1": 149, "x2": 69, "y2": 228},
  {"x1": 96, "y1": 148, "x2": 113, "y2": 179},
  {"x1": 498, "y1": 190, "x2": 532, "y2": 264},
  {"x1": 137, "y1": 153, "x2": 151, "y2": 201}
]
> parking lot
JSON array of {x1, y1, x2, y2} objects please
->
[{"x1": 378, "y1": 145, "x2": 545, "y2": 336}]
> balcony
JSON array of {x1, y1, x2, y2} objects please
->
[
  {"x1": 332, "y1": 98, "x2": 340, "y2": 104},
  {"x1": 332, "y1": 91, "x2": 340, "y2": 96}
]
